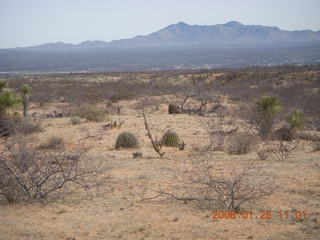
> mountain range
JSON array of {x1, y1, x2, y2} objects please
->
[
  {"x1": 1, "y1": 21, "x2": 320, "y2": 73},
  {"x1": 15, "y1": 21, "x2": 320, "y2": 51}
]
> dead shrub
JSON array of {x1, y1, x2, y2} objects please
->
[
  {"x1": 275, "y1": 127, "x2": 294, "y2": 141},
  {"x1": 0, "y1": 137, "x2": 112, "y2": 202},
  {"x1": 256, "y1": 149, "x2": 270, "y2": 161},
  {"x1": 72, "y1": 105, "x2": 106, "y2": 122},
  {"x1": 143, "y1": 153, "x2": 277, "y2": 210},
  {"x1": 304, "y1": 211, "x2": 320, "y2": 232},
  {"x1": 38, "y1": 136, "x2": 65, "y2": 150},
  {"x1": 0, "y1": 118, "x2": 15, "y2": 137},
  {"x1": 262, "y1": 140, "x2": 299, "y2": 161},
  {"x1": 205, "y1": 115, "x2": 239, "y2": 152},
  {"x1": 313, "y1": 140, "x2": 320, "y2": 152},
  {"x1": 228, "y1": 133, "x2": 257, "y2": 155},
  {"x1": 15, "y1": 118, "x2": 42, "y2": 135},
  {"x1": 110, "y1": 89, "x2": 134, "y2": 103},
  {"x1": 70, "y1": 116, "x2": 82, "y2": 125}
]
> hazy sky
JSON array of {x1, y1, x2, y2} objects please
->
[{"x1": 1, "y1": 0, "x2": 320, "y2": 48}]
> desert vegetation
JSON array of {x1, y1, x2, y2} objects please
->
[{"x1": 0, "y1": 65, "x2": 319, "y2": 239}]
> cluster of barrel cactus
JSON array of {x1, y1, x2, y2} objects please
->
[{"x1": 115, "y1": 130, "x2": 184, "y2": 150}]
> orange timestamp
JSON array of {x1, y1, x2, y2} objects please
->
[{"x1": 212, "y1": 210, "x2": 308, "y2": 220}]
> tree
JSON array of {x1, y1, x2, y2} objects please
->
[
  {"x1": 255, "y1": 96, "x2": 282, "y2": 139},
  {"x1": 19, "y1": 84, "x2": 32, "y2": 117}
]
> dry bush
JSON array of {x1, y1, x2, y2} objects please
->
[
  {"x1": 262, "y1": 139, "x2": 299, "y2": 161},
  {"x1": 70, "y1": 116, "x2": 82, "y2": 125},
  {"x1": 144, "y1": 153, "x2": 277, "y2": 210},
  {"x1": 304, "y1": 211, "x2": 320, "y2": 232},
  {"x1": 181, "y1": 154, "x2": 276, "y2": 209},
  {"x1": 0, "y1": 136, "x2": 112, "y2": 202},
  {"x1": 72, "y1": 105, "x2": 107, "y2": 122},
  {"x1": 0, "y1": 117, "x2": 15, "y2": 137},
  {"x1": 313, "y1": 140, "x2": 320, "y2": 152},
  {"x1": 15, "y1": 118, "x2": 42, "y2": 135},
  {"x1": 228, "y1": 133, "x2": 257, "y2": 155},
  {"x1": 38, "y1": 136, "x2": 65, "y2": 150},
  {"x1": 1, "y1": 117, "x2": 41, "y2": 137},
  {"x1": 256, "y1": 149, "x2": 271, "y2": 161},
  {"x1": 79, "y1": 125, "x2": 106, "y2": 141},
  {"x1": 205, "y1": 115, "x2": 239, "y2": 152},
  {"x1": 110, "y1": 89, "x2": 134, "y2": 103}
]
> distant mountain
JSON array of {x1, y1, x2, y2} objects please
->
[
  {"x1": 106, "y1": 21, "x2": 320, "y2": 48},
  {"x1": 1, "y1": 21, "x2": 320, "y2": 73},
  {"x1": 8, "y1": 21, "x2": 320, "y2": 51}
]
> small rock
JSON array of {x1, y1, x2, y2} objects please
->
[{"x1": 172, "y1": 217, "x2": 179, "y2": 222}]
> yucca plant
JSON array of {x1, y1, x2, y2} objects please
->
[
  {"x1": 161, "y1": 130, "x2": 181, "y2": 147},
  {"x1": 0, "y1": 79, "x2": 7, "y2": 91},
  {"x1": 19, "y1": 84, "x2": 32, "y2": 117},
  {"x1": 0, "y1": 89, "x2": 22, "y2": 117},
  {"x1": 0, "y1": 89, "x2": 21, "y2": 136},
  {"x1": 115, "y1": 132, "x2": 138, "y2": 149},
  {"x1": 255, "y1": 96, "x2": 282, "y2": 139}
]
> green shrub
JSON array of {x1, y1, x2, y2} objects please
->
[
  {"x1": 255, "y1": 96, "x2": 282, "y2": 139},
  {"x1": 115, "y1": 132, "x2": 138, "y2": 149},
  {"x1": 287, "y1": 109, "x2": 305, "y2": 130},
  {"x1": 72, "y1": 105, "x2": 106, "y2": 122},
  {"x1": 161, "y1": 130, "x2": 181, "y2": 147}
]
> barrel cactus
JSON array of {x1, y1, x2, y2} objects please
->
[
  {"x1": 115, "y1": 132, "x2": 138, "y2": 149},
  {"x1": 161, "y1": 130, "x2": 181, "y2": 147},
  {"x1": 168, "y1": 104, "x2": 182, "y2": 114}
]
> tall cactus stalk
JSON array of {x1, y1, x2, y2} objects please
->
[{"x1": 19, "y1": 84, "x2": 32, "y2": 117}]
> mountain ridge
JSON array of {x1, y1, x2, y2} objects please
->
[{"x1": 5, "y1": 21, "x2": 320, "y2": 50}]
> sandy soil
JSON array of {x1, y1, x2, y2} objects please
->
[{"x1": 0, "y1": 99, "x2": 319, "y2": 240}]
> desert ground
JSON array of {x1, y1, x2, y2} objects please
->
[{"x1": 0, "y1": 66, "x2": 320, "y2": 240}]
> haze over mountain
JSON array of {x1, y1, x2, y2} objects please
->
[
  {"x1": 12, "y1": 21, "x2": 320, "y2": 50},
  {"x1": 1, "y1": 21, "x2": 320, "y2": 74}
]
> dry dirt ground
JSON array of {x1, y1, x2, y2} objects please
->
[{"x1": 0, "y1": 97, "x2": 320, "y2": 240}]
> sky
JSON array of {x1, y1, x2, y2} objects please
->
[{"x1": 0, "y1": 0, "x2": 320, "y2": 48}]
